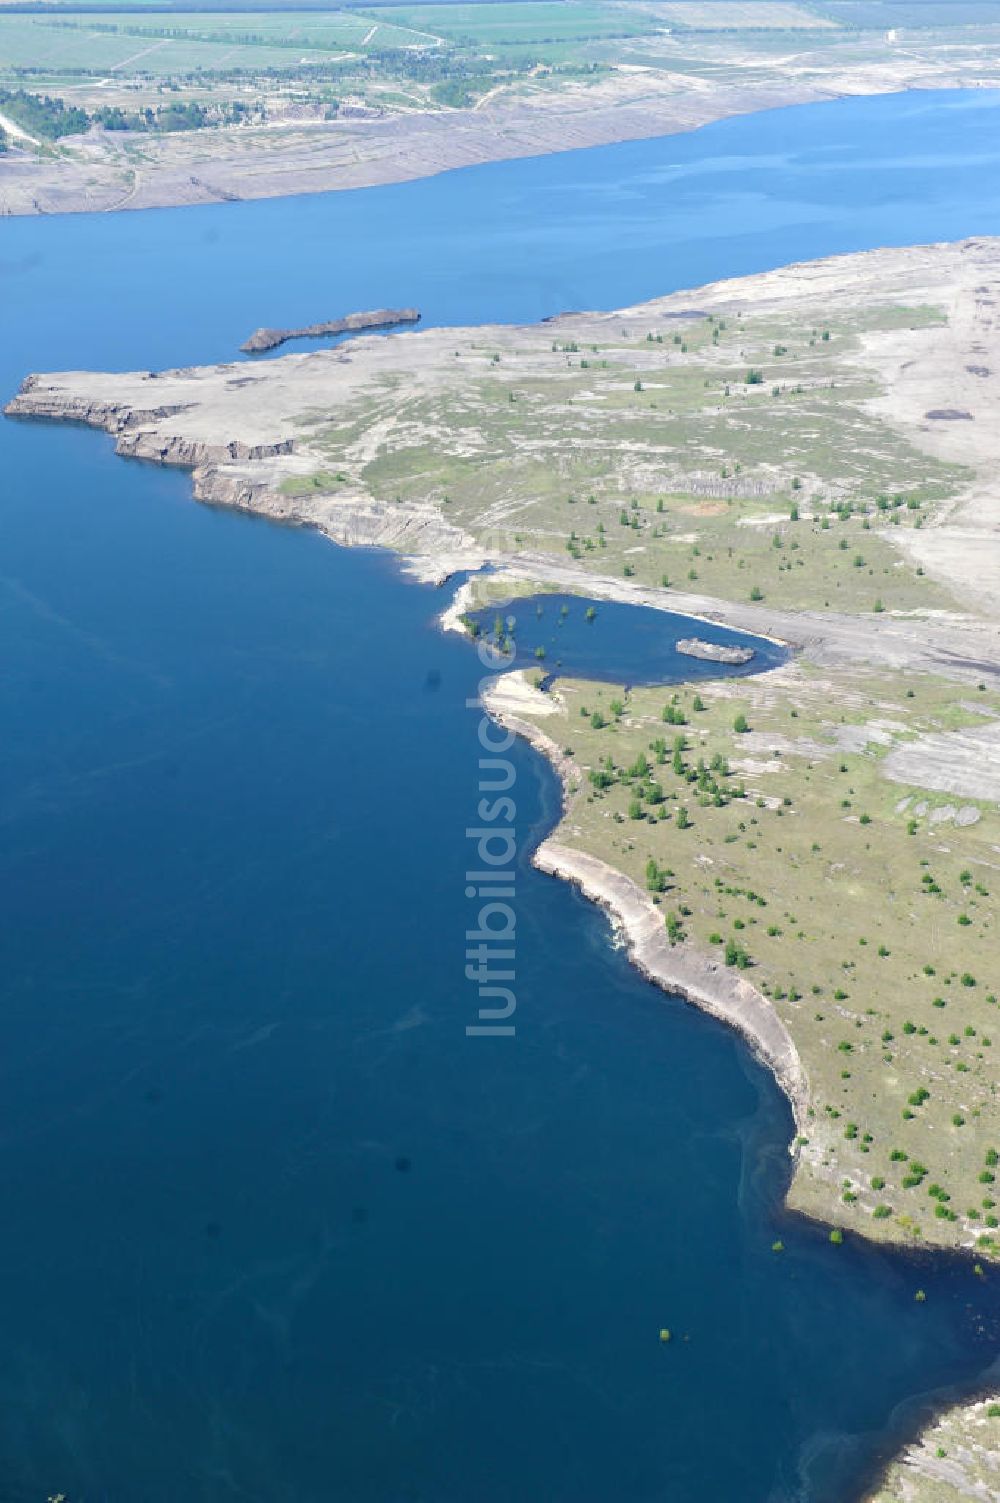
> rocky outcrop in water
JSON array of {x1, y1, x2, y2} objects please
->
[
  {"x1": 676, "y1": 636, "x2": 754, "y2": 665},
  {"x1": 241, "y1": 308, "x2": 420, "y2": 353}
]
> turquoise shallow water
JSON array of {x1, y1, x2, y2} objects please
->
[{"x1": 3, "y1": 90, "x2": 1000, "y2": 1503}]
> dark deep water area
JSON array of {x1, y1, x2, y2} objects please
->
[{"x1": 3, "y1": 89, "x2": 1000, "y2": 1502}]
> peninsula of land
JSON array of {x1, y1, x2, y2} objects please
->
[
  {"x1": 241, "y1": 308, "x2": 420, "y2": 354},
  {"x1": 9, "y1": 230, "x2": 1000, "y2": 1503},
  {"x1": 8, "y1": 237, "x2": 1000, "y2": 1266}
]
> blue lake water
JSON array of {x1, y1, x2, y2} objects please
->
[
  {"x1": 3, "y1": 89, "x2": 1000, "y2": 1503},
  {"x1": 466, "y1": 594, "x2": 786, "y2": 684}
]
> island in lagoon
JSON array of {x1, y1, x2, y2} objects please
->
[{"x1": 676, "y1": 637, "x2": 755, "y2": 665}]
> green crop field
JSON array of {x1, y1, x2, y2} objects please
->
[
  {"x1": 0, "y1": 19, "x2": 340, "y2": 75},
  {"x1": 367, "y1": 2, "x2": 660, "y2": 46},
  {"x1": 815, "y1": 0, "x2": 1000, "y2": 27},
  {"x1": 47, "y1": 11, "x2": 436, "y2": 50},
  {"x1": 650, "y1": 2, "x2": 836, "y2": 30},
  {"x1": 0, "y1": 11, "x2": 438, "y2": 81}
]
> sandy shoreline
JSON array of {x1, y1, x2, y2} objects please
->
[
  {"x1": 1, "y1": 75, "x2": 821, "y2": 217},
  {"x1": 0, "y1": 70, "x2": 996, "y2": 219}
]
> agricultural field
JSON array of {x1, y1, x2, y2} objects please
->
[
  {"x1": 3, "y1": 0, "x2": 1000, "y2": 212},
  {"x1": 647, "y1": 2, "x2": 836, "y2": 29},
  {"x1": 0, "y1": 1, "x2": 626, "y2": 131},
  {"x1": 368, "y1": 1, "x2": 659, "y2": 45},
  {"x1": 0, "y1": 9, "x2": 440, "y2": 76},
  {"x1": 816, "y1": 1, "x2": 1000, "y2": 27}
]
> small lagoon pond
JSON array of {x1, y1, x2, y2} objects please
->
[{"x1": 466, "y1": 593, "x2": 786, "y2": 684}]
